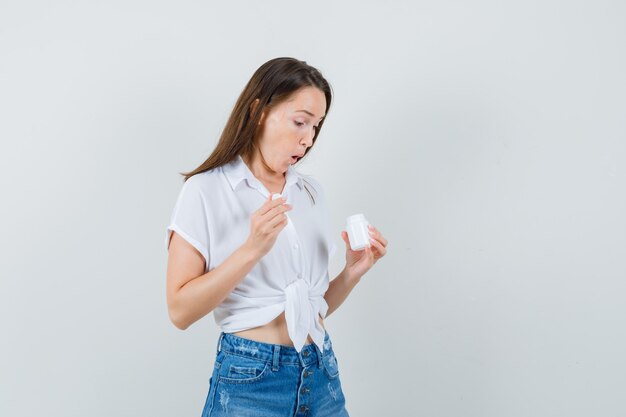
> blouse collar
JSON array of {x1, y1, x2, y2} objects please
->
[{"x1": 223, "y1": 154, "x2": 303, "y2": 193}]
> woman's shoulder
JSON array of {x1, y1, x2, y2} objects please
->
[{"x1": 182, "y1": 166, "x2": 226, "y2": 192}]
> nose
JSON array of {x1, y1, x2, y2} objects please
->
[{"x1": 301, "y1": 127, "x2": 315, "y2": 148}]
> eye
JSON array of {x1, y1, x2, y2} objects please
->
[{"x1": 294, "y1": 120, "x2": 319, "y2": 132}]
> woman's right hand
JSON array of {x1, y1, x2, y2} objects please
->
[{"x1": 245, "y1": 194, "x2": 293, "y2": 258}]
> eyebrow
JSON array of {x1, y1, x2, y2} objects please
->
[{"x1": 296, "y1": 110, "x2": 325, "y2": 120}]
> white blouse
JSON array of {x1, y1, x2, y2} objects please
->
[{"x1": 165, "y1": 154, "x2": 338, "y2": 353}]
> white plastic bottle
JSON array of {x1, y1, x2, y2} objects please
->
[{"x1": 346, "y1": 213, "x2": 371, "y2": 251}]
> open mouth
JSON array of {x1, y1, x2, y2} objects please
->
[{"x1": 291, "y1": 156, "x2": 300, "y2": 163}]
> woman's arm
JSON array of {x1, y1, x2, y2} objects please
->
[
  {"x1": 166, "y1": 232, "x2": 262, "y2": 330},
  {"x1": 323, "y1": 268, "x2": 361, "y2": 318},
  {"x1": 323, "y1": 224, "x2": 388, "y2": 317}
]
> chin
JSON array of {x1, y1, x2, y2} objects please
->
[{"x1": 277, "y1": 162, "x2": 289, "y2": 173}]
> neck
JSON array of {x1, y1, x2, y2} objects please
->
[{"x1": 242, "y1": 152, "x2": 286, "y2": 184}]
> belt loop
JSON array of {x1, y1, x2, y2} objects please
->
[
  {"x1": 272, "y1": 344, "x2": 281, "y2": 371},
  {"x1": 217, "y1": 332, "x2": 224, "y2": 353},
  {"x1": 315, "y1": 343, "x2": 323, "y2": 369}
]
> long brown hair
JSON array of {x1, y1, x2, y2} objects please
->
[{"x1": 179, "y1": 57, "x2": 333, "y2": 182}]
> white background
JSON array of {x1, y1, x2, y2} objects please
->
[{"x1": 1, "y1": 1, "x2": 625, "y2": 416}]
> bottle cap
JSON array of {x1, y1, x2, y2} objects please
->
[{"x1": 347, "y1": 213, "x2": 367, "y2": 223}]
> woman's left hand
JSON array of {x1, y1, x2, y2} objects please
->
[{"x1": 340, "y1": 224, "x2": 387, "y2": 282}]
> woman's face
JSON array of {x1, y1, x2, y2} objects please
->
[{"x1": 255, "y1": 86, "x2": 327, "y2": 173}]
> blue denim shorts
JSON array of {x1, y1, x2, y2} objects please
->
[{"x1": 201, "y1": 330, "x2": 350, "y2": 416}]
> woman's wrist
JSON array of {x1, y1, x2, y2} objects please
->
[
  {"x1": 340, "y1": 266, "x2": 362, "y2": 287},
  {"x1": 239, "y1": 240, "x2": 264, "y2": 263}
]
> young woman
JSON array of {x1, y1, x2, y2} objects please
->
[{"x1": 165, "y1": 57, "x2": 387, "y2": 417}]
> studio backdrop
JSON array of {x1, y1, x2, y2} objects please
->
[{"x1": 1, "y1": 1, "x2": 625, "y2": 416}]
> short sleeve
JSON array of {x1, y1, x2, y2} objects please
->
[{"x1": 164, "y1": 176, "x2": 210, "y2": 268}]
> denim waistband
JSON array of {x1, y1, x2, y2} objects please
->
[{"x1": 216, "y1": 330, "x2": 332, "y2": 368}]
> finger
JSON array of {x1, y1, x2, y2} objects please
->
[
  {"x1": 259, "y1": 196, "x2": 288, "y2": 215},
  {"x1": 269, "y1": 194, "x2": 287, "y2": 208},
  {"x1": 266, "y1": 204, "x2": 290, "y2": 228},
  {"x1": 369, "y1": 245, "x2": 377, "y2": 263},
  {"x1": 264, "y1": 203, "x2": 291, "y2": 224},
  {"x1": 254, "y1": 194, "x2": 272, "y2": 215},
  {"x1": 256, "y1": 196, "x2": 273, "y2": 215},
  {"x1": 268, "y1": 212, "x2": 289, "y2": 229},
  {"x1": 368, "y1": 225, "x2": 387, "y2": 247},
  {"x1": 364, "y1": 246, "x2": 375, "y2": 263},
  {"x1": 369, "y1": 237, "x2": 386, "y2": 258}
]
